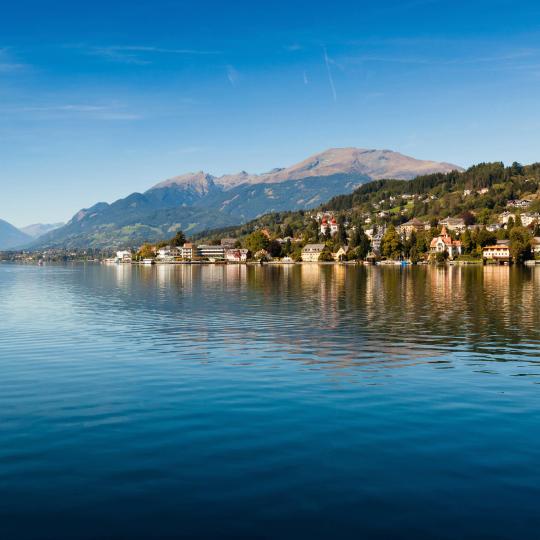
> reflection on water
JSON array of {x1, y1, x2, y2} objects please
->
[{"x1": 0, "y1": 264, "x2": 539, "y2": 539}]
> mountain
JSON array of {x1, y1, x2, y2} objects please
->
[
  {"x1": 0, "y1": 219, "x2": 31, "y2": 250},
  {"x1": 20, "y1": 222, "x2": 65, "y2": 239},
  {"x1": 34, "y1": 148, "x2": 461, "y2": 249}
]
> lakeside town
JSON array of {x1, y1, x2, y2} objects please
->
[{"x1": 7, "y1": 201, "x2": 540, "y2": 267}]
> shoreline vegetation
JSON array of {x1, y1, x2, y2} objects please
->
[{"x1": 3, "y1": 161, "x2": 540, "y2": 266}]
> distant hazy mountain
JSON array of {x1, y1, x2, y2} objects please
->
[
  {"x1": 20, "y1": 222, "x2": 65, "y2": 239},
  {"x1": 35, "y1": 148, "x2": 461, "y2": 249},
  {"x1": 0, "y1": 219, "x2": 31, "y2": 250}
]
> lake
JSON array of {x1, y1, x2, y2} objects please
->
[{"x1": 1, "y1": 263, "x2": 539, "y2": 539}]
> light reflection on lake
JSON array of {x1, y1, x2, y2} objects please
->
[{"x1": 0, "y1": 263, "x2": 539, "y2": 539}]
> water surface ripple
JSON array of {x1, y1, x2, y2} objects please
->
[{"x1": 0, "y1": 264, "x2": 539, "y2": 539}]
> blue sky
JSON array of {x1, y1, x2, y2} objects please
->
[{"x1": 2, "y1": 0, "x2": 540, "y2": 227}]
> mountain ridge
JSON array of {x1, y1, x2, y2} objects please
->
[
  {"x1": 0, "y1": 219, "x2": 32, "y2": 250},
  {"x1": 151, "y1": 148, "x2": 461, "y2": 191},
  {"x1": 33, "y1": 147, "x2": 462, "y2": 249}
]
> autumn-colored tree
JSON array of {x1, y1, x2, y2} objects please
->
[{"x1": 380, "y1": 225, "x2": 403, "y2": 259}]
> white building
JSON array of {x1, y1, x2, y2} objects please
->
[
  {"x1": 225, "y1": 249, "x2": 249, "y2": 263},
  {"x1": 520, "y1": 212, "x2": 540, "y2": 227},
  {"x1": 429, "y1": 226, "x2": 462, "y2": 259},
  {"x1": 115, "y1": 250, "x2": 132, "y2": 263},
  {"x1": 180, "y1": 243, "x2": 197, "y2": 260},
  {"x1": 320, "y1": 216, "x2": 339, "y2": 236},
  {"x1": 483, "y1": 245, "x2": 511, "y2": 262},
  {"x1": 197, "y1": 245, "x2": 225, "y2": 260},
  {"x1": 301, "y1": 244, "x2": 326, "y2": 262},
  {"x1": 156, "y1": 246, "x2": 181, "y2": 261},
  {"x1": 439, "y1": 217, "x2": 466, "y2": 233}
]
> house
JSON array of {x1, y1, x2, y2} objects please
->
[
  {"x1": 520, "y1": 212, "x2": 540, "y2": 227},
  {"x1": 398, "y1": 218, "x2": 428, "y2": 239},
  {"x1": 439, "y1": 217, "x2": 466, "y2": 233},
  {"x1": 498, "y1": 211, "x2": 515, "y2": 225},
  {"x1": 333, "y1": 246, "x2": 349, "y2": 261},
  {"x1": 156, "y1": 246, "x2": 173, "y2": 261},
  {"x1": 483, "y1": 245, "x2": 511, "y2": 262},
  {"x1": 156, "y1": 246, "x2": 181, "y2": 261},
  {"x1": 320, "y1": 216, "x2": 339, "y2": 236},
  {"x1": 301, "y1": 244, "x2": 326, "y2": 262},
  {"x1": 197, "y1": 245, "x2": 225, "y2": 260},
  {"x1": 507, "y1": 199, "x2": 532, "y2": 209},
  {"x1": 429, "y1": 226, "x2": 462, "y2": 259},
  {"x1": 225, "y1": 249, "x2": 249, "y2": 263},
  {"x1": 366, "y1": 227, "x2": 385, "y2": 255},
  {"x1": 115, "y1": 250, "x2": 132, "y2": 263}
]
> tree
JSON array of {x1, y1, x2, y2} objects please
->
[
  {"x1": 349, "y1": 222, "x2": 371, "y2": 258},
  {"x1": 476, "y1": 208, "x2": 492, "y2": 225},
  {"x1": 435, "y1": 251, "x2": 448, "y2": 263},
  {"x1": 138, "y1": 244, "x2": 155, "y2": 259},
  {"x1": 283, "y1": 223, "x2": 293, "y2": 238},
  {"x1": 318, "y1": 250, "x2": 334, "y2": 262},
  {"x1": 245, "y1": 231, "x2": 270, "y2": 253},
  {"x1": 170, "y1": 230, "x2": 186, "y2": 247},
  {"x1": 476, "y1": 228, "x2": 497, "y2": 248},
  {"x1": 337, "y1": 224, "x2": 348, "y2": 245},
  {"x1": 415, "y1": 231, "x2": 429, "y2": 255},
  {"x1": 403, "y1": 231, "x2": 417, "y2": 259},
  {"x1": 380, "y1": 225, "x2": 403, "y2": 259},
  {"x1": 267, "y1": 239, "x2": 282, "y2": 258},
  {"x1": 509, "y1": 226, "x2": 532, "y2": 263},
  {"x1": 461, "y1": 229, "x2": 473, "y2": 254},
  {"x1": 506, "y1": 217, "x2": 515, "y2": 231},
  {"x1": 461, "y1": 210, "x2": 476, "y2": 226}
]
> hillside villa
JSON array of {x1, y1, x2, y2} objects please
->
[
  {"x1": 430, "y1": 226, "x2": 462, "y2": 259},
  {"x1": 398, "y1": 218, "x2": 430, "y2": 239},
  {"x1": 320, "y1": 216, "x2": 339, "y2": 236},
  {"x1": 439, "y1": 217, "x2": 467, "y2": 233}
]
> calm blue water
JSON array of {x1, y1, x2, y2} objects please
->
[{"x1": 1, "y1": 263, "x2": 539, "y2": 539}]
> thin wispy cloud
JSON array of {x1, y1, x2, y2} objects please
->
[
  {"x1": 74, "y1": 44, "x2": 221, "y2": 65},
  {"x1": 303, "y1": 71, "x2": 309, "y2": 85},
  {"x1": 226, "y1": 65, "x2": 240, "y2": 87},
  {"x1": 169, "y1": 146, "x2": 204, "y2": 155},
  {"x1": 1, "y1": 103, "x2": 142, "y2": 121},
  {"x1": 323, "y1": 47, "x2": 337, "y2": 102},
  {"x1": 0, "y1": 48, "x2": 27, "y2": 72}
]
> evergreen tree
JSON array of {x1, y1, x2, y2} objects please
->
[
  {"x1": 170, "y1": 230, "x2": 186, "y2": 247},
  {"x1": 461, "y1": 229, "x2": 473, "y2": 254}
]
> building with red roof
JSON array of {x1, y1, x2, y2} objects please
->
[{"x1": 429, "y1": 226, "x2": 462, "y2": 259}]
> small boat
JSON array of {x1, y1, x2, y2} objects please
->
[{"x1": 142, "y1": 258, "x2": 155, "y2": 265}]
